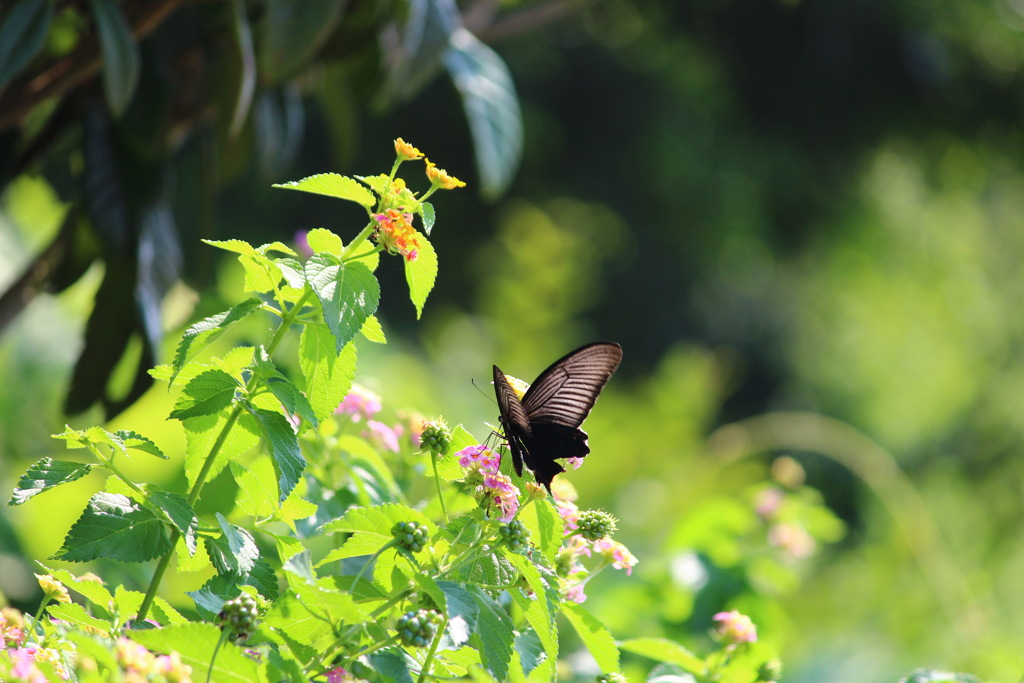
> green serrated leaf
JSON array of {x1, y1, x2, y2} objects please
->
[
  {"x1": 250, "y1": 408, "x2": 305, "y2": 502},
  {"x1": 89, "y1": 0, "x2": 140, "y2": 117},
  {"x1": 316, "y1": 503, "x2": 433, "y2": 567},
  {"x1": 171, "y1": 299, "x2": 264, "y2": 382},
  {"x1": 129, "y1": 623, "x2": 264, "y2": 683},
  {"x1": 41, "y1": 565, "x2": 115, "y2": 611},
  {"x1": 202, "y1": 238, "x2": 257, "y2": 255},
  {"x1": 230, "y1": 459, "x2": 276, "y2": 518},
  {"x1": 515, "y1": 628, "x2": 546, "y2": 677},
  {"x1": 618, "y1": 637, "x2": 704, "y2": 673},
  {"x1": 274, "y1": 173, "x2": 376, "y2": 207},
  {"x1": 420, "y1": 201, "x2": 436, "y2": 235},
  {"x1": 470, "y1": 586, "x2": 514, "y2": 680},
  {"x1": 114, "y1": 430, "x2": 167, "y2": 459},
  {"x1": 148, "y1": 491, "x2": 198, "y2": 556},
  {"x1": 444, "y1": 28, "x2": 522, "y2": 199},
  {"x1": 9, "y1": 458, "x2": 93, "y2": 506},
  {"x1": 369, "y1": 649, "x2": 416, "y2": 683},
  {"x1": 508, "y1": 555, "x2": 559, "y2": 664},
  {"x1": 47, "y1": 602, "x2": 112, "y2": 637},
  {"x1": 184, "y1": 410, "x2": 261, "y2": 493},
  {"x1": 169, "y1": 369, "x2": 239, "y2": 420},
  {"x1": 404, "y1": 229, "x2": 437, "y2": 318},
  {"x1": 51, "y1": 493, "x2": 172, "y2": 563},
  {"x1": 518, "y1": 498, "x2": 563, "y2": 560},
  {"x1": 562, "y1": 602, "x2": 620, "y2": 673},
  {"x1": 305, "y1": 227, "x2": 344, "y2": 255},
  {"x1": 305, "y1": 256, "x2": 380, "y2": 352},
  {"x1": 0, "y1": 0, "x2": 53, "y2": 89},
  {"x1": 299, "y1": 326, "x2": 356, "y2": 420},
  {"x1": 214, "y1": 513, "x2": 259, "y2": 576},
  {"x1": 359, "y1": 315, "x2": 387, "y2": 344}
]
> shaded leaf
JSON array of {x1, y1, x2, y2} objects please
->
[
  {"x1": 148, "y1": 490, "x2": 198, "y2": 556},
  {"x1": 0, "y1": 0, "x2": 53, "y2": 89},
  {"x1": 228, "y1": 0, "x2": 256, "y2": 137},
  {"x1": 259, "y1": 0, "x2": 347, "y2": 82},
  {"x1": 305, "y1": 256, "x2": 380, "y2": 351},
  {"x1": 89, "y1": 0, "x2": 140, "y2": 116},
  {"x1": 469, "y1": 586, "x2": 514, "y2": 680},
  {"x1": 444, "y1": 28, "x2": 522, "y2": 199}
]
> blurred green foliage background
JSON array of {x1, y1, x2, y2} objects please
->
[{"x1": 3, "y1": 0, "x2": 1024, "y2": 681}]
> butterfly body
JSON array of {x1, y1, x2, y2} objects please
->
[{"x1": 493, "y1": 342, "x2": 623, "y2": 491}]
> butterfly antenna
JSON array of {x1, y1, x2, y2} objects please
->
[{"x1": 470, "y1": 377, "x2": 499, "y2": 407}]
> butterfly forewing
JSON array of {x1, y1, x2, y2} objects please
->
[
  {"x1": 520, "y1": 343, "x2": 623, "y2": 427},
  {"x1": 493, "y1": 365, "x2": 531, "y2": 475}
]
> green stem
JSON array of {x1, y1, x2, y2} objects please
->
[
  {"x1": 205, "y1": 628, "x2": 231, "y2": 683},
  {"x1": 430, "y1": 452, "x2": 449, "y2": 523},
  {"x1": 415, "y1": 617, "x2": 447, "y2": 683},
  {"x1": 342, "y1": 223, "x2": 378, "y2": 261},
  {"x1": 137, "y1": 290, "x2": 314, "y2": 622}
]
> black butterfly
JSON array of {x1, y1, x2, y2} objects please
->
[{"x1": 493, "y1": 342, "x2": 623, "y2": 492}]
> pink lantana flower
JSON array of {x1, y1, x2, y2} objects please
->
[
  {"x1": 457, "y1": 445, "x2": 500, "y2": 473},
  {"x1": 591, "y1": 538, "x2": 639, "y2": 575},
  {"x1": 481, "y1": 471, "x2": 520, "y2": 522},
  {"x1": 364, "y1": 420, "x2": 400, "y2": 453},
  {"x1": 555, "y1": 499, "x2": 580, "y2": 532},
  {"x1": 713, "y1": 610, "x2": 758, "y2": 647},
  {"x1": 336, "y1": 384, "x2": 382, "y2": 422},
  {"x1": 563, "y1": 583, "x2": 587, "y2": 604}
]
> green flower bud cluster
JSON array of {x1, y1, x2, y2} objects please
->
[
  {"x1": 391, "y1": 521, "x2": 429, "y2": 553},
  {"x1": 757, "y1": 660, "x2": 783, "y2": 682},
  {"x1": 597, "y1": 674, "x2": 629, "y2": 683},
  {"x1": 576, "y1": 510, "x2": 618, "y2": 542},
  {"x1": 498, "y1": 519, "x2": 530, "y2": 553},
  {"x1": 217, "y1": 593, "x2": 259, "y2": 641},
  {"x1": 419, "y1": 420, "x2": 452, "y2": 456},
  {"x1": 396, "y1": 609, "x2": 443, "y2": 648}
]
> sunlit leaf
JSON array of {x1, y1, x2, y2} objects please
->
[
  {"x1": 9, "y1": 458, "x2": 93, "y2": 506},
  {"x1": 274, "y1": 173, "x2": 375, "y2": 207},
  {"x1": 51, "y1": 493, "x2": 172, "y2": 563}
]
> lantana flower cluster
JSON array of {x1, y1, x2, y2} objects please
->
[
  {"x1": 550, "y1": 482, "x2": 637, "y2": 604},
  {"x1": 455, "y1": 445, "x2": 520, "y2": 522}
]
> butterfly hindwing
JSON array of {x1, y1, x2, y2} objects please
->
[{"x1": 493, "y1": 342, "x2": 622, "y2": 491}]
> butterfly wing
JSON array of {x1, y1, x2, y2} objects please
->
[
  {"x1": 494, "y1": 364, "x2": 531, "y2": 476},
  {"x1": 496, "y1": 342, "x2": 622, "y2": 491},
  {"x1": 520, "y1": 342, "x2": 623, "y2": 427}
]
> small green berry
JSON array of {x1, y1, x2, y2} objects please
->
[
  {"x1": 419, "y1": 420, "x2": 452, "y2": 456},
  {"x1": 498, "y1": 519, "x2": 530, "y2": 553},
  {"x1": 576, "y1": 510, "x2": 617, "y2": 542},
  {"x1": 396, "y1": 609, "x2": 444, "y2": 647},
  {"x1": 391, "y1": 521, "x2": 429, "y2": 552},
  {"x1": 217, "y1": 593, "x2": 259, "y2": 641},
  {"x1": 597, "y1": 674, "x2": 629, "y2": 683}
]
